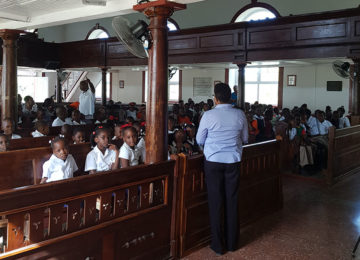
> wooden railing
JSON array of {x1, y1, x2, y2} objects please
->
[
  {"x1": 171, "y1": 140, "x2": 283, "y2": 258},
  {"x1": 327, "y1": 125, "x2": 360, "y2": 185},
  {"x1": 0, "y1": 161, "x2": 174, "y2": 259}
]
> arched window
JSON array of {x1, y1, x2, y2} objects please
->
[
  {"x1": 231, "y1": 2, "x2": 280, "y2": 23},
  {"x1": 85, "y1": 23, "x2": 110, "y2": 40},
  {"x1": 167, "y1": 18, "x2": 180, "y2": 31}
]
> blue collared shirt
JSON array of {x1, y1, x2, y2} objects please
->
[{"x1": 196, "y1": 104, "x2": 248, "y2": 163}]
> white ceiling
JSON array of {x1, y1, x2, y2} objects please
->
[{"x1": 0, "y1": 0, "x2": 205, "y2": 30}]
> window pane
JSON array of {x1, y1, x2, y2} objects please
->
[
  {"x1": 169, "y1": 84, "x2": 179, "y2": 101},
  {"x1": 258, "y1": 84, "x2": 278, "y2": 105},
  {"x1": 245, "y1": 68, "x2": 258, "y2": 82},
  {"x1": 167, "y1": 21, "x2": 178, "y2": 31},
  {"x1": 95, "y1": 73, "x2": 110, "y2": 100},
  {"x1": 18, "y1": 77, "x2": 48, "y2": 102},
  {"x1": 229, "y1": 68, "x2": 238, "y2": 87},
  {"x1": 169, "y1": 70, "x2": 179, "y2": 83},
  {"x1": 260, "y1": 67, "x2": 278, "y2": 82},
  {"x1": 246, "y1": 11, "x2": 276, "y2": 21},
  {"x1": 245, "y1": 84, "x2": 258, "y2": 104}
]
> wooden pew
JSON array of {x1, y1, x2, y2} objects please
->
[
  {"x1": 8, "y1": 136, "x2": 55, "y2": 151},
  {"x1": 171, "y1": 140, "x2": 283, "y2": 258},
  {"x1": 0, "y1": 143, "x2": 91, "y2": 190},
  {"x1": 0, "y1": 161, "x2": 174, "y2": 259},
  {"x1": 327, "y1": 125, "x2": 360, "y2": 185}
]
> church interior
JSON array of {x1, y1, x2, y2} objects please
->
[{"x1": 0, "y1": 0, "x2": 360, "y2": 259}]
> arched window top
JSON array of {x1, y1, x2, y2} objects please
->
[
  {"x1": 167, "y1": 18, "x2": 180, "y2": 31},
  {"x1": 85, "y1": 23, "x2": 110, "y2": 40},
  {"x1": 231, "y1": 2, "x2": 280, "y2": 23}
]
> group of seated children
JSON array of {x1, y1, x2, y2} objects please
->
[{"x1": 40, "y1": 125, "x2": 145, "y2": 183}]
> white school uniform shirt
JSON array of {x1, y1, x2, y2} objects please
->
[
  {"x1": 72, "y1": 120, "x2": 86, "y2": 125},
  {"x1": 11, "y1": 134, "x2": 21, "y2": 139},
  {"x1": 137, "y1": 137, "x2": 146, "y2": 162},
  {"x1": 339, "y1": 116, "x2": 350, "y2": 129},
  {"x1": 31, "y1": 130, "x2": 45, "y2": 137},
  {"x1": 79, "y1": 88, "x2": 95, "y2": 116},
  {"x1": 119, "y1": 142, "x2": 142, "y2": 167},
  {"x1": 85, "y1": 146, "x2": 117, "y2": 173},
  {"x1": 52, "y1": 117, "x2": 73, "y2": 127},
  {"x1": 42, "y1": 154, "x2": 78, "y2": 183},
  {"x1": 126, "y1": 110, "x2": 137, "y2": 120},
  {"x1": 308, "y1": 118, "x2": 333, "y2": 136},
  {"x1": 95, "y1": 119, "x2": 108, "y2": 124}
]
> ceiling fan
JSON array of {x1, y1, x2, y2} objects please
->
[{"x1": 332, "y1": 61, "x2": 353, "y2": 80}]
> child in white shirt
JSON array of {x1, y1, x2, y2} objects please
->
[
  {"x1": 52, "y1": 106, "x2": 73, "y2": 127},
  {"x1": 40, "y1": 137, "x2": 78, "y2": 183},
  {"x1": 119, "y1": 126, "x2": 143, "y2": 168},
  {"x1": 72, "y1": 128, "x2": 86, "y2": 144},
  {"x1": 32, "y1": 120, "x2": 50, "y2": 137},
  {"x1": 1, "y1": 118, "x2": 21, "y2": 139},
  {"x1": 85, "y1": 126, "x2": 119, "y2": 174},
  {"x1": 71, "y1": 109, "x2": 86, "y2": 125}
]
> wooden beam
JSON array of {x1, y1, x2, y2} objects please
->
[
  {"x1": 134, "y1": 0, "x2": 186, "y2": 164},
  {"x1": 278, "y1": 67, "x2": 284, "y2": 109},
  {"x1": 0, "y1": 30, "x2": 22, "y2": 125}
]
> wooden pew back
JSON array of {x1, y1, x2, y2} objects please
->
[
  {"x1": 327, "y1": 125, "x2": 360, "y2": 185},
  {"x1": 0, "y1": 161, "x2": 174, "y2": 259},
  {"x1": 171, "y1": 140, "x2": 283, "y2": 258},
  {"x1": 9, "y1": 136, "x2": 55, "y2": 151},
  {"x1": 0, "y1": 143, "x2": 91, "y2": 190}
]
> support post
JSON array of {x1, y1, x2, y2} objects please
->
[
  {"x1": 134, "y1": 0, "x2": 186, "y2": 164},
  {"x1": 352, "y1": 58, "x2": 360, "y2": 115},
  {"x1": 236, "y1": 63, "x2": 246, "y2": 109},
  {"x1": 101, "y1": 68, "x2": 107, "y2": 106},
  {"x1": 0, "y1": 30, "x2": 22, "y2": 125},
  {"x1": 56, "y1": 69, "x2": 62, "y2": 103}
]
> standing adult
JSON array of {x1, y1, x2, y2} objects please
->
[
  {"x1": 79, "y1": 78, "x2": 95, "y2": 120},
  {"x1": 196, "y1": 83, "x2": 248, "y2": 255}
]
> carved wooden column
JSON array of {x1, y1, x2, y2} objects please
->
[
  {"x1": 134, "y1": 0, "x2": 186, "y2": 164},
  {"x1": 236, "y1": 63, "x2": 246, "y2": 109},
  {"x1": 352, "y1": 58, "x2": 360, "y2": 115},
  {"x1": 0, "y1": 30, "x2": 22, "y2": 124},
  {"x1": 56, "y1": 69, "x2": 62, "y2": 103},
  {"x1": 101, "y1": 68, "x2": 107, "y2": 106}
]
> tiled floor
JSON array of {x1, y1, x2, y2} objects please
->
[{"x1": 184, "y1": 174, "x2": 360, "y2": 260}]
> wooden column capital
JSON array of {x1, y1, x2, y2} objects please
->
[{"x1": 0, "y1": 29, "x2": 23, "y2": 41}]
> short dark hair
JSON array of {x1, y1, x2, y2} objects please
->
[
  {"x1": 51, "y1": 136, "x2": 67, "y2": 150},
  {"x1": 214, "y1": 83, "x2": 231, "y2": 103}
]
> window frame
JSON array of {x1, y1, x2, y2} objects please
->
[
  {"x1": 85, "y1": 23, "x2": 110, "y2": 40},
  {"x1": 230, "y1": 2, "x2": 280, "y2": 23}
]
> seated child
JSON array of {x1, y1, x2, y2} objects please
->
[
  {"x1": 94, "y1": 107, "x2": 108, "y2": 124},
  {"x1": 169, "y1": 129, "x2": 191, "y2": 155},
  {"x1": 119, "y1": 126, "x2": 143, "y2": 168},
  {"x1": 185, "y1": 124, "x2": 200, "y2": 154},
  {"x1": 32, "y1": 108, "x2": 45, "y2": 123},
  {"x1": 130, "y1": 121, "x2": 146, "y2": 161},
  {"x1": 32, "y1": 120, "x2": 50, "y2": 137},
  {"x1": 1, "y1": 118, "x2": 21, "y2": 139},
  {"x1": 85, "y1": 126, "x2": 119, "y2": 174},
  {"x1": 52, "y1": 106, "x2": 73, "y2": 127},
  {"x1": 60, "y1": 124, "x2": 72, "y2": 142},
  {"x1": 40, "y1": 137, "x2": 78, "y2": 183},
  {"x1": 72, "y1": 128, "x2": 86, "y2": 144},
  {"x1": 0, "y1": 134, "x2": 9, "y2": 152},
  {"x1": 72, "y1": 110, "x2": 86, "y2": 125}
]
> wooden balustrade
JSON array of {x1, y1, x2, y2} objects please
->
[
  {"x1": 171, "y1": 140, "x2": 283, "y2": 258},
  {"x1": 0, "y1": 161, "x2": 174, "y2": 259}
]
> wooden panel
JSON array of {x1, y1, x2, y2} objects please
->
[
  {"x1": 355, "y1": 20, "x2": 360, "y2": 36},
  {"x1": 249, "y1": 28, "x2": 292, "y2": 44},
  {"x1": 200, "y1": 34, "x2": 233, "y2": 48},
  {"x1": 296, "y1": 23, "x2": 347, "y2": 40},
  {"x1": 169, "y1": 37, "x2": 197, "y2": 50}
]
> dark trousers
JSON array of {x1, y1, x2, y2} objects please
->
[{"x1": 204, "y1": 160, "x2": 240, "y2": 253}]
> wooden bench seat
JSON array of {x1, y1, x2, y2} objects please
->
[
  {"x1": 0, "y1": 160, "x2": 175, "y2": 259},
  {"x1": 0, "y1": 143, "x2": 91, "y2": 190},
  {"x1": 171, "y1": 140, "x2": 283, "y2": 258}
]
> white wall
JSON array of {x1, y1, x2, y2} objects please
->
[
  {"x1": 282, "y1": 63, "x2": 350, "y2": 112},
  {"x1": 111, "y1": 70, "x2": 143, "y2": 104},
  {"x1": 182, "y1": 68, "x2": 225, "y2": 103},
  {"x1": 45, "y1": 72, "x2": 57, "y2": 98},
  {"x1": 38, "y1": 0, "x2": 360, "y2": 43}
]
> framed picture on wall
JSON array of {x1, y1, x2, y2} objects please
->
[
  {"x1": 119, "y1": 80, "x2": 124, "y2": 88},
  {"x1": 214, "y1": 80, "x2": 221, "y2": 86},
  {"x1": 287, "y1": 75, "x2": 296, "y2": 86}
]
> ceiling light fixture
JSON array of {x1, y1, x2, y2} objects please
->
[
  {"x1": 82, "y1": 0, "x2": 107, "y2": 6},
  {"x1": 0, "y1": 12, "x2": 31, "y2": 22}
]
